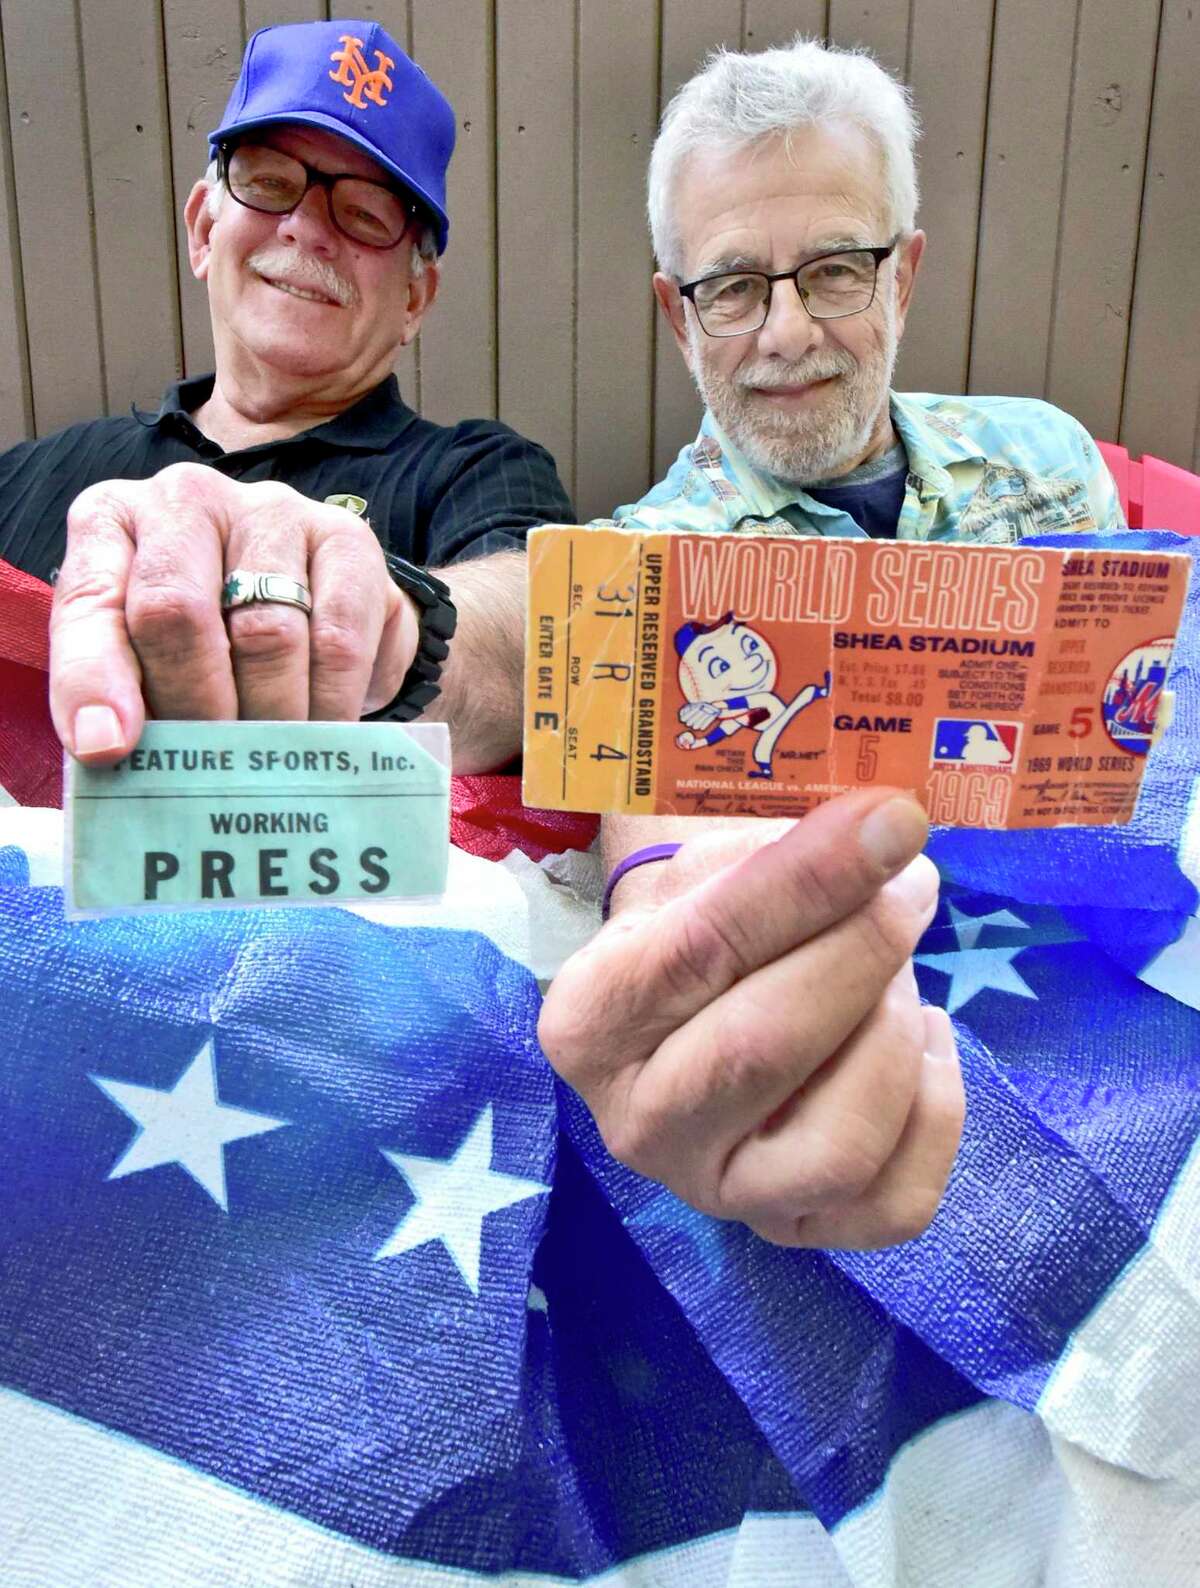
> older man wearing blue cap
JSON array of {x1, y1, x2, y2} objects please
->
[{"x1": 0, "y1": 19, "x2": 571, "y2": 770}]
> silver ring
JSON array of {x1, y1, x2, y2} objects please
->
[{"x1": 221, "y1": 570, "x2": 313, "y2": 617}]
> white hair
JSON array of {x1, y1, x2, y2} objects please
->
[
  {"x1": 648, "y1": 36, "x2": 920, "y2": 277},
  {"x1": 203, "y1": 160, "x2": 438, "y2": 276}
]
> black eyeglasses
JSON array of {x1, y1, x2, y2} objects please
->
[
  {"x1": 218, "y1": 142, "x2": 417, "y2": 250},
  {"x1": 679, "y1": 241, "x2": 898, "y2": 337}
]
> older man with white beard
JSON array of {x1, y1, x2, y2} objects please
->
[
  {"x1": 610, "y1": 37, "x2": 1124, "y2": 547},
  {"x1": 540, "y1": 36, "x2": 1123, "y2": 1252}
]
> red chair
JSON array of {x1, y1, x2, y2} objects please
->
[{"x1": 1096, "y1": 441, "x2": 1200, "y2": 536}]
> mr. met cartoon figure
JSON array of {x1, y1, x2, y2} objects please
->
[{"x1": 674, "y1": 613, "x2": 831, "y2": 779}]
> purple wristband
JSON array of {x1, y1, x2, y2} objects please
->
[{"x1": 601, "y1": 843, "x2": 682, "y2": 920}]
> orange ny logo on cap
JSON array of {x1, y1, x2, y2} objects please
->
[{"x1": 328, "y1": 34, "x2": 395, "y2": 110}]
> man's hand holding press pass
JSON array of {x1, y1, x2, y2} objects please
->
[{"x1": 49, "y1": 463, "x2": 417, "y2": 763}]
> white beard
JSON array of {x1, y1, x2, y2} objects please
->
[{"x1": 688, "y1": 294, "x2": 899, "y2": 485}]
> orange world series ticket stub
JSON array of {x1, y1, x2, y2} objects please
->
[{"x1": 522, "y1": 527, "x2": 1190, "y2": 829}]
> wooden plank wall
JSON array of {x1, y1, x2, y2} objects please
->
[{"x1": 0, "y1": 0, "x2": 1196, "y2": 520}]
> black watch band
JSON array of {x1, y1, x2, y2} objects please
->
[{"x1": 362, "y1": 553, "x2": 458, "y2": 723}]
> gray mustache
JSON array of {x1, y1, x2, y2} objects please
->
[
  {"x1": 246, "y1": 248, "x2": 358, "y2": 308},
  {"x1": 736, "y1": 358, "x2": 855, "y2": 390}
]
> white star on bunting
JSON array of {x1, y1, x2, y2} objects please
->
[
  {"x1": 92, "y1": 1040, "x2": 289, "y2": 1210},
  {"x1": 376, "y1": 1105, "x2": 549, "y2": 1295},
  {"x1": 947, "y1": 902, "x2": 1029, "y2": 950},
  {"x1": 917, "y1": 905, "x2": 1038, "y2": 1015}
]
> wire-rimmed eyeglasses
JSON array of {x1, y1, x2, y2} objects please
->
[{"x1": 679, "y1": 241, "x2": 898, "y2": 337}]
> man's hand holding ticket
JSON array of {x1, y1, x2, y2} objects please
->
[{"x1": 523, "y1": 528, "x2": 1190, "y2": 828}]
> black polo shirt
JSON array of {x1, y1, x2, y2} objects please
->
[{"x1": 0, "y1": 374, "x2": 574, "y2": 583}]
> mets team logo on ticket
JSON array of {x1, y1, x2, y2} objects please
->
[{"x1": 1102, "y1": 637, "x2": 1172, "y2": 756}]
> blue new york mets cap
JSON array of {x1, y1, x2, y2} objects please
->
[{"x1": 209, "y1": 20, "x2": 455, "y2": 252}]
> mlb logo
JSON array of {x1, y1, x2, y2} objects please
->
[{"x1": 930, "y1": 718, "x2": 1020, "y2": 769}]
